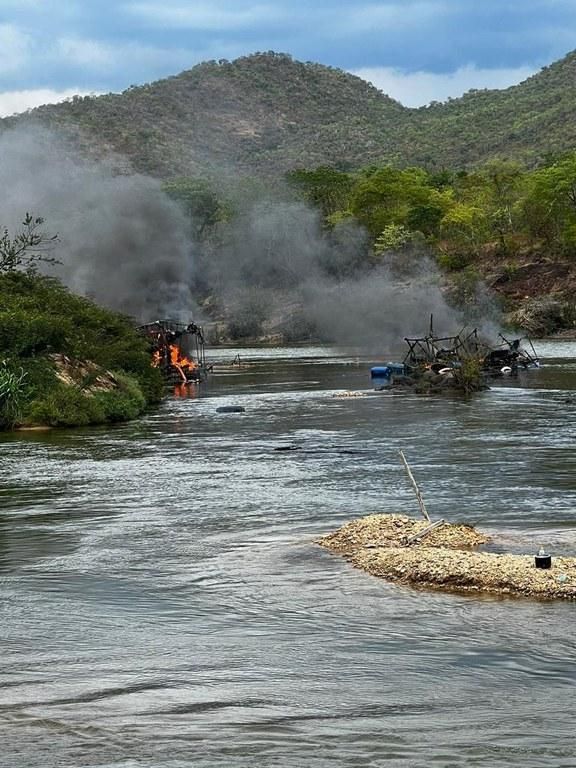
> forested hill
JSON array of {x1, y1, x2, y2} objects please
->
[
  {"x1": 2, "y1": 53, "x2": 406, "y2": 178},
  {"x1": 4, "y1": 50, "x2": 576, "y2": 176},
  {"x1": 408, "y1": 51, "x2": 576, "y2": 168}
]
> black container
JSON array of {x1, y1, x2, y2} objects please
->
[{"x1": 535, "y1": 553, "x2": 552, "y2": 569}]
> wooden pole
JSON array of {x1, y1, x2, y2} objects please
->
[
  {"x1": 405, "y1": 518, "x2": 444, "y2": 545},
  {"x1": 399, "y1": 450, "x2": 431, "y2": 522}
]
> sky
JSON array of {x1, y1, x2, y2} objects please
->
[{"x1": 0, "y1": 0, "x2": 575, "y2": 116}]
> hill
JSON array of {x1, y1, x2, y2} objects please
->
[
  {"x1": 1, "y1": 53, "x2": 406, "y2": 178},
  {"x1": 4, "y1": 51, "x2": 576, "y2": 178},
  {"x1": 408, "y1": 51, "x2": 576, "y2": 168}
]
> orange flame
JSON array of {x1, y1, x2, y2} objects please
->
[{"x1": 169, "y1": 343, "x2": 198, "y2": 382}]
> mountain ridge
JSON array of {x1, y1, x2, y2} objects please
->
[{"x1": 3, "y1": 50, "x2": 576, "y2": 177}]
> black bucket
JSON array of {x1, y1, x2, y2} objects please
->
[{"x1": 535, "y1": 553, "x2": 552, "y2": 569}]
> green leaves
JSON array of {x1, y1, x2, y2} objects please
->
[
  {"x1": 162, "y1": 177, "x2": 230, "y2": 238},
  {"x1": 0, "y1": 213, "x2": 59, "y2": 274},
  {"x1": 286, "y1": 167, "x2": 354, "y2": 219},
  {"x1": 0, "y1": 361, "x2": 27, "y2": 428},
  {"x1": 0, "y1": 271, "x2": 163, "y2": 430}
]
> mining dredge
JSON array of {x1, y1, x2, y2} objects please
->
[
  {"x1": 371, "y1": 321, "x2": 539, "y2": 392},
  {"x1": 139, "y1": 319, "x2": 209, "y2": 385}
]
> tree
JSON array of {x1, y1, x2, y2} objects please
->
[
  {"x1": 481, "y1": 160, "x2": 525, "y2": 254},
  {"x1": 162, "y1": 178, "x2": 229, "y2": 238},
  {"x1": 349, "y1": 167, "x2": 449, "y2": 239},
  {"x1": 440, "y1": 202, "x2": 488, "y2": 256},
  {"x1": 286, "y1": 167, "x2": 354, "y2": 219},
  {"x1": 374, "y1": 224, "x2": 413, "y2": 254},
  {"x1": 0, "y1": 214, "x2": 59, "y2": 274},
  {"x1": 522, "y1": 156, "x2": 576, "y2": 252}
]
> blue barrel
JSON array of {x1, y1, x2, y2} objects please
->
[
  {"x1": 387, "y1": 362, "x2": 406, "y2": 376},
  {"x1": 371, "y1": 366, "x2": 392, "y2": 389}
]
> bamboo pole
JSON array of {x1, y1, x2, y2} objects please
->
[{"x1": 399, "y1": 450, "x2": 431, "y2": 522}]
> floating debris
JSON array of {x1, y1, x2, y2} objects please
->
[
  {"x1": 318, "y1": 514, "x2": 576, "y2": 600},
  {"x1": 331, "y1": 391, "x2": 366, "y2": 398},
  {"x1": 216, "y1": 405, "x2": 246, "y2": 413}
]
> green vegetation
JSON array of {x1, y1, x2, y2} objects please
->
[
  {"x1": 285, "y1": 155, "x2": 576, "y2": 261},
  {"x1": 289, "y1": 155, "x2": 576, "y2": 333},
  {"x1": 6, "y1": 51, "x2": 576, "y2": 178},
  {"x1": 1, "y1": 213, "x2": 59, "y2": 273},
  {"x1": 152, "y1": 151, "x2": 576, "y2": 337},
  {"x1": 0, "y1": 269, "x2": 163, "y2": 431},
  {"x1": 3, "y1": 48, "x2": 576, "y2": 379}
]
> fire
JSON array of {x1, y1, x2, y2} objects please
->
[
  {"x1": 152, "y1": 350, "x2": 162, "y2": 367},
  {"x1": 169, "y1": 343, "x2": 198, "y2": 382}
]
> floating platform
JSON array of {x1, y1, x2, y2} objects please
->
[{"x1": 317, "y1": 514, "x2": 576, "y2": 600}]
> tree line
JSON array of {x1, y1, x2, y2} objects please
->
[{"x1": 162, "y1": 154, "x2": 576, "y2": 273}]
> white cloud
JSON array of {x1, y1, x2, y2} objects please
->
[
  {"x1": 124, "y1": 1, "x2": 285, "y2": 30},
  {"x1": 52, "y1": 36, "x2": 196, "y2": 76},
  {"x1": 351, "y1": 64, "x2": 538, "y2": 107},
  {"x1": 0, "y1": 23, "x2": 32, "y2": 74},
  {"x1": 347, "y1": 1, "x2": 448, "y2": 32},
  {"x1": 56, "y1": 37, "x2": 116, "y2": 70},
  {"x1": 0, "y1": 88, "x2": 99, "y2": 117}
]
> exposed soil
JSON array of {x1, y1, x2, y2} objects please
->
[{"x1": 49, "y1": 354, "x2": 120, "y2": 393}]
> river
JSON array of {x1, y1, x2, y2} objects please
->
[{"x1": 1, "y1": 342, "x2": 576, "y2": 767}]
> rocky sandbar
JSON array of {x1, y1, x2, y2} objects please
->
[{"x1": 318, "y1": 514, "x2": 576, "y2": 600}]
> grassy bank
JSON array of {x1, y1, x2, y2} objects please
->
[{"x1": 0, "y1": 272, "x2": 163, "y2": 430}]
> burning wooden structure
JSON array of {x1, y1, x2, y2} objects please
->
[{"x1": 139, "y1": 320, "x2": 208, "y2": 385}]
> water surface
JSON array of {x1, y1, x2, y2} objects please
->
[{"x1": 1, "y1": 341, "x2": 576, "y2": 767}]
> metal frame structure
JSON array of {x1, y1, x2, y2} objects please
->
[{"x1": 138, "y1": 319, "x2": 208, "y2": 384}]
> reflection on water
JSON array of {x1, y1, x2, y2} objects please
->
[
  {"x1": 172, "y1": 382, "x2": 200, "y2": 399},
  {"x1": 1, "y1": 340, "x2": 576, "y2": 767}
]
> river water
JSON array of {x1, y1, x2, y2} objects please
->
[{"x1": 1, "y1": 342, "x2": 576, "y2": 768}]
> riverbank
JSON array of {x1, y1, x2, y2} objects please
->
[
  {"x1": 318, "y1": 514, "x2": 576, "y2": 600},
  {"x1": 0, "y1": 272, "x2": 163, "y2": 431}
]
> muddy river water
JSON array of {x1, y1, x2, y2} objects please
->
[{"x1": 1, "y1": 342, "x2": 576, "y2": 767}]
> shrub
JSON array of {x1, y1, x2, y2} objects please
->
[
  {"x1": 436, "y1": 251, "x2": 472, "y2": 271},
  {"x1": 0, "y1": 271, "x2": 163, "y2": 430},
  {"x1": 26, "y1": 384, "x2": 104, "y2": 427},
  {"x1": 0, "y1": 361, "x2": 27, "y2": 428}
]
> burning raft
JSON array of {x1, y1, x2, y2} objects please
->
[
  {"x1": 139, "y1": 320, "x2": 208, "y2": 385},
  {"x1": 318, "y1": 515, "x2": 576, "y2": 600}
]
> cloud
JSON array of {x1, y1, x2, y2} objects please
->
[
  {"x1": 0, "y1": 0, "x2": 573, "y2": 104},
  {"x1": 51, "y1": 36, "x2": 198, "y2": 79},
  {"x1": 0, "y1": 23, "x2": 32, "y2": 74},
  {"x1": 0, "y1": 88, "x2": 100, "y2": 118},
  {"x1": 124, "y1": 1, "x2": 286, "y2": 30},
  {"x1": 351, "y1": 64, "x2": 538, "y2": 107},
  {"x1": 342, "y1": 1, "x2": 448, "y2": 33},
  {"x1": 56, "y1": 38, "x2": 116, "y2": 70}
]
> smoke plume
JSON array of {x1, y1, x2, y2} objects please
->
[
  {"x1": 201, "y1": 198, "x2": 462, "y2": 348},
  {"x1": 0, "y1": 126, "x2": 476, "y2": 347},
  {"x1": 0, "y1": 126, "x2": 196, "y2": 320}
]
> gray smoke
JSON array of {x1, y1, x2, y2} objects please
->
[
  {"x1": 0, "y1": 126, "x2": 473, "y2": 347},
  {"x1": 0, "y1": 126, "x2": 196, "y2": 320},
  {"x1": 201, "y1": 198, "x2": 462, "y2": 348}
]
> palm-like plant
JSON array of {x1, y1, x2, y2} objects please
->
[{"x1": 0, "y1": 361, "x2": 27, "y2": 427}]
